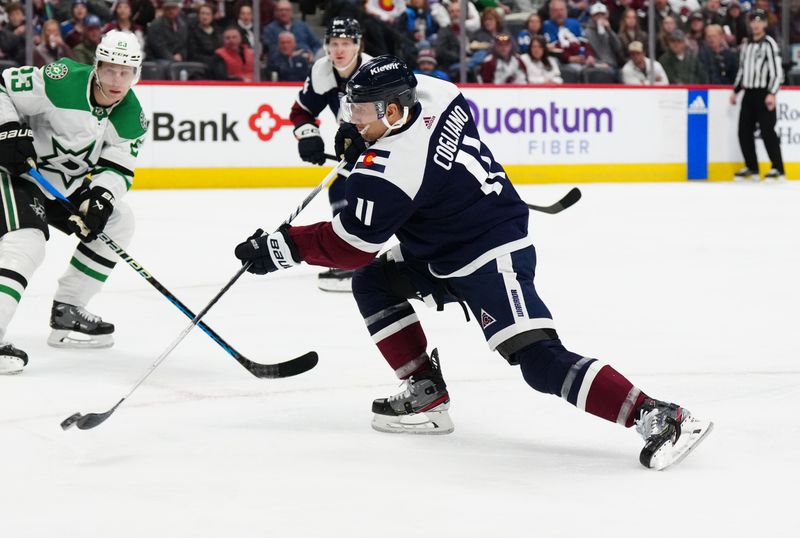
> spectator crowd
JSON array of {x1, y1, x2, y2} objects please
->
[{"x1": 0, "y1": 0, "x2": 794, "y2": 84}]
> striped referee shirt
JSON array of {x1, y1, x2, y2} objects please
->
[{"x1": 734, "y1": 35, "x2": 783, "y2": 94}]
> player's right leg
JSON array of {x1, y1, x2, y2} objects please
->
[
  {"x1": 352, "y1": 245, "x2": 453, "y2": 434},
  {"x1": 45, "y1": 196, "x2": 134, "y2": 349},
  {"x1": 0, "y1": 172, "x2": 48, "y2": 374}
]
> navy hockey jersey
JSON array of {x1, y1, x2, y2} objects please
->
[{"x1": 288, "y1": 75, "x2": 530, "y2": 277}]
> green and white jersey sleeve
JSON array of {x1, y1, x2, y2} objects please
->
[{"x1": 0, "y1": 59, "x2": 147, "y2": 200}]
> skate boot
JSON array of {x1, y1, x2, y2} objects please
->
[
  {"x1": 763, "y1": 169, "x2": 787, "y2": 183},
  {"x1": 372, "y1": 349, "x2": 454, "y2": 435},
  {"x1": 317, "y1": 268, "x2": 354, "y2": 293},
  {"x1": 733, "y1": 168, "x2": 759, "y2": 182},
  {"x1": 0, "y1": 342, "x2": 28, "y2": 374},
  {"x1": 634, "y1": 398, "x2": 713, "y2": 470},
  {"x1": 47, "y1": 301, "x2": 114, "y2": 349}
]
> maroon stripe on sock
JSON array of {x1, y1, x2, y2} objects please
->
[
  {"x1": 585, "y1": 365, "x2": 639, "y2": 424},
  {"x1": 376, "y1": 322, "x2": 427, "y2": 378}
]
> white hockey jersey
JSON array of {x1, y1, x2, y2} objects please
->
[{"x1": 0, "y1": 59, "x2": 147, "y2": 201}]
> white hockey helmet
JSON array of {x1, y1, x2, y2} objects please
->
[{"x1": 94, "y1": 30, "x2": 143, "y2": 84}]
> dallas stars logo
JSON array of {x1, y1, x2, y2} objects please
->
[
  {"x1": 39, "y1": 138, "x2": 96, "y2": 190},
  {"x1": 29, "y1": 197, "x2": 46, "y2": 221}
]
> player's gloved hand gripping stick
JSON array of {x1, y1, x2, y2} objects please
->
[
  {"x1": 55, "y1": 159, "x2": 347, "y2": 431},
  {"x1": 26, "y1": 160, "x2": 313, "y2": 381}
]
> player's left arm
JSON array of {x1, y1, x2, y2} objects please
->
[{"x1": 235, "y1": 172, "x2": 416, "y2": 274}]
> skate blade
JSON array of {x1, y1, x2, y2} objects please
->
[
  {"x1": 47, "y1": 330, "x2": 114, "y2": 349},
  {"x1": 317, "y1": 276, "x2": 353, "y2": 293},
  {"x1": 371, "y1": 407, "x2": 454, "y2": 435},
  {"x1": 0, "y1": 356, "x2": 25, "y2": 375},
  {"x1": 650, "y1": 417, "x2": 714, "y2": 471}
]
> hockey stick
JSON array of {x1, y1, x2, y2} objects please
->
[
  {"x1": 26, "y1": 162, "x2": 313, "y2": 380},
  {"x1": 526, "y1": 187, "x2": 582, "y2": 214},
  {"x1": 59, "y1": 160, "x2": 348, "y2": 431}
]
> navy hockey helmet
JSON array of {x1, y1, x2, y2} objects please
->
[
  {"x1": 342, "y1": 55, "x2": 418, "y2": 128},
  {"x1": 325, "y1": 18, "x2": 362, "y2": 43}
]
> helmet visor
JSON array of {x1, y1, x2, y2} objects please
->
[{"x1": 341, "y1": 97, "x2": 385, "y2": 124}]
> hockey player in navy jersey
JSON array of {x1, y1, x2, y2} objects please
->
[
  {"x1": 236, "y1": 56, "x2": 713, "y2": 470},
  {"x1": 290, "y1": 17, "x2": 371, "y2": 292}
]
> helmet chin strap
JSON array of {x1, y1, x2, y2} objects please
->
[
  {"x1": 92, "y1": 69, "x2": 113, "y2": 102},
  {"x1": 376, "y1": 106, "x2": 409, "y2": 140}
]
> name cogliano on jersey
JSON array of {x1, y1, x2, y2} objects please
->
[{"x1": 433, "y1": 105, "x2": 470, "y2": 171}]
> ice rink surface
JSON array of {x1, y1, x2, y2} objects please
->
[{"x1": 0, "y1": 180, "x2": 797, "y2": 538}]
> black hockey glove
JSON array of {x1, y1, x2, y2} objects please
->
[
  {"x1": 294, "y1": 123, "x2": 326, "y2": 165},
  {"x1": 334, "y1": 122, "x2": 368, "y2": 166},
  {"x1": 234, "y1": 225, "x2": 300, "y2": 275},
  {"x1": 0, "y1": 122, "x2": 36, "y2": 177},
  {"x1": 67, "y1": 186, "x2": 115, "y2": 242}
]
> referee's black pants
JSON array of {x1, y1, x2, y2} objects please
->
[{"x1": 738, "y1": 89, "x2": 784, "y2": 174}]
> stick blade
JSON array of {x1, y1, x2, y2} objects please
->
[
  {"x1": 558, "y1": 187, "x2": 582, "y2": 210},
  {"x1": 75, "y1": 410, "x2": 115, "y2": 430},
  {"x1": 244, "y1": 351, "x2": 319, "y2": 378},
  {"x1": 527, "y1": 187, "x2": 582, "y2": 214},
  {"x1": 278, "y1": 351, "x2": 319, "y2": 378}
]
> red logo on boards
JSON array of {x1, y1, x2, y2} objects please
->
[{"x1": 248, "y1": 104, "x2": 293, "y2": 141}]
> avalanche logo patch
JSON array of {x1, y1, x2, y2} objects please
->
[
  {"x1": 44, "y1": 63, "x2": 68, "y2": 80},
  {"x1": 423, "y1": 115, "x2": 436, "y2": 129},
  {"x1": 355, "y1": 149, "x2": 390, "y2": 173},
  {"x1": 480, "y1": 309, "x2": 496, "y2": 330}
]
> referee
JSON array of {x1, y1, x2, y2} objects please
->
[{"x1": 729, "y1": 9, "x2": 786, "y2": 182}]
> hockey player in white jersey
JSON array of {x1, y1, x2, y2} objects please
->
[
  {"x1": 0, "y1": 31, "x2": 147, "y2": 374},
  {"x1": 235, "y1": 56, "x2": 713, "y2": 470},
  {"x1": 290, "y1": 17, "x2": 370, "y2": 292}
]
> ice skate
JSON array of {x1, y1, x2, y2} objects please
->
[
  {"x1": 634, "y1": 398, "x2": 713, "y2": 470},
  {"x1": 763, "y1": 169, "x2": 787, "y2": 183},
  {"x1": 0, "y1": 342, "x2": 28, "y2": 374},
  {"x1": 732, "y1": 168, "x2": 758, "y2": 182},
  {"x1": 317, "y1": 268, "x2": 354, "y2": 292},
  {"x1": 47, "y1": 301, "x2": 114, "y2": 349},
  {"x1": 372, "y1": 349, "x2": 453, "y2": 435}
]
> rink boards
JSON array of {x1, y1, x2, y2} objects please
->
[{"x1": 132, "y1": 82, "x2": 800, "y2": 187}]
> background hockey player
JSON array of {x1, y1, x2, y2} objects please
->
[
  {"x1": 236, "y1": 55, "x2": 713, "y2": 470},
  {"x1": 289, "y1": 17, "x2": 370, "y2": 292},
  {"x1": 0, "y1": 31, "x2": 147, "y2": 374}
]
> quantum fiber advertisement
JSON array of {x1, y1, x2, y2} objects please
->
[{"x1": 132, "y1": 83, "x2": 797, "y2": 188}]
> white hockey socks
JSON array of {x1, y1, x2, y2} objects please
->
[{"x1": 0, "y1": 228, "x2": 46, "y2": 340}]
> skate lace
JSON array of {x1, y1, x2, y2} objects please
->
[
  {"x1": 634, "y1": 408, "x2": 661, "y2": 440},
  {"x1": 388, "y1": 379, "x2": 416, "y2": 403},
  {"x1": 75, "y1": 307, "x2": 101, "y2": 324}
]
